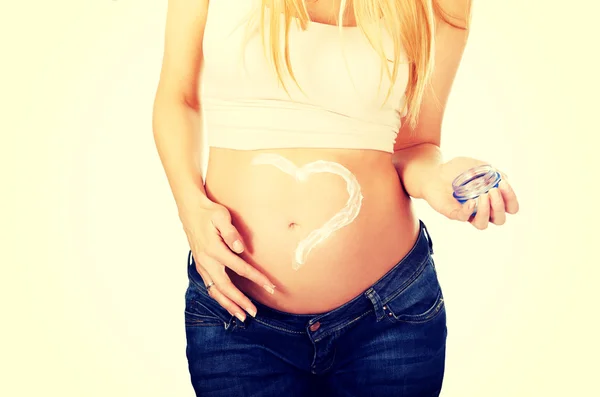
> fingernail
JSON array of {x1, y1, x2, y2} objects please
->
[
  {"x1": 263, "y1": 284, "x2": 275, "y2": 294},
  {"x1": 233, "y1": 240, "x2": 244, "y2": 253},
  {"x1": 246, "y1": 307, "x2": 257, "y2": 317},
  {"x1": 235, "y1": 312, "x2": 246, "y2": 322}
]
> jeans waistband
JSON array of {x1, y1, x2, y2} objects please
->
[{"x1": 242, "y1": 220, "x2": 434, "y2": 337}]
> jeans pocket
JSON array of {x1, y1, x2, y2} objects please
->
[
  {"x1": 384, "y1": 256, "x2": 445, "y2": 324},
  {"x1": 184, "y1": 284, "x2": 232, "y2": 327}
]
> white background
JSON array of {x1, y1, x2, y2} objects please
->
[{"x1": 2, "y1": 1, "x2": 598, "y2": 396}]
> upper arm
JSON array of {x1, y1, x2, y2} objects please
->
[
  {"x1": 154, "y1": 0, "x2": 210, "y2": 109},
  {"x1": 394, "y1": 0, "x2": 472, "y2": 150}
]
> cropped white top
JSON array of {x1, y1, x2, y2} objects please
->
[{"x1": 201, "y1": 0, "x2": 410, "y2": 153}]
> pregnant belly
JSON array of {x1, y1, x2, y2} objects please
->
[{"x1": 204, "y1": 147, "x2": 419, "y2": 314}]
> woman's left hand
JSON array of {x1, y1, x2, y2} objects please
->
[{"x1": 420, "y1": 156, "x2": 519, "y2": 230}]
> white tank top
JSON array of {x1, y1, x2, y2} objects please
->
[{"x1": 201, "y1": 0, "x2": 410, "y2": 153}]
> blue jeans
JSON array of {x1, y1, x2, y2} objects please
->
[{"x1": 184, "y1": 220, "x2": 447, "y2": 397}]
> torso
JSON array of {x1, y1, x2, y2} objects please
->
[
  {"x1": 205, "y1": 148, "x2": 418, "y2": 314},
  {"x1": 201, "y1": 0, "x2": 417, "y2": 314}
]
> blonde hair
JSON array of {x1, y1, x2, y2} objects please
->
[{"x1": 252, "y1": 0, "x2": 470, "y2": 129}]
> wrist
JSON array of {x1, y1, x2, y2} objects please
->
[
  {"x1": 393, "y1": 143, "x2": 443, "y2": 199},
  {"x1": 175, "y1": 186, "x2": 215, "y2": 217}
]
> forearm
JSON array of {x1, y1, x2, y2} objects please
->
[
  {"x1": 392, "y1": 143, "x2": 443, "y2": 199},
  {"x1": 152, "y1": 96, "x2": 212, "y2": 215}
]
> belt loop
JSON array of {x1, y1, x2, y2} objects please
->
[
  {"x1": 365, "y1": 287, "x2": 386, "y2": 322},
  {"x1": 420, "y1": 220, "x2": 434, "y2": 255},
  {"x1": 187, "y1": 250, "x2": 193, "y2": 267}
]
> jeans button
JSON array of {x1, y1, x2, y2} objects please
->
[{"x1": 309, "y1": 321, "x2": 321, "y2": 332}]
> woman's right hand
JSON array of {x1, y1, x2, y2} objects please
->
[{"x1": 180, "y1": 196, "x2": 276, "y2": 322}]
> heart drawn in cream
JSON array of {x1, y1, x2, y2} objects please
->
[{"x1": 251, "y1": 153, "x2": 364, "y2": 270}]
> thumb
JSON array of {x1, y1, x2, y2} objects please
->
[{"x1": 211, "y1": 209, "x2": 245, "y2": 254}]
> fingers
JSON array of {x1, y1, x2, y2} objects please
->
[
  {"x1": 194, "y1": 233, "x2": 277, "y2": 319},
  {"x1": 211, "y1": 244, "x2": 276, "y2": 295},
  {"x1": 207, "y1": 207, "x2": 275, "y2": 292},
  {"x1": 195, "y1": 252, "x2": 258, "y2": 321},
  {"x1": 464, "y1": 199, "x2": 477, "y2": 221},
  {"x1": 468, "y1": 189, "x2": 507, "y2": 229},
  {"x1": 488, "y1": 188, "x2": 506, "y2": 225},
  {"x1": 211, "y1": 209, "x2": 245, "y2": 254},
  {"x1": 470, "y1": 194, "x2": 491, "y2": 230},
  {"x1": 462, "y1": 171, "x2": 518, "y2": 230},
  {"x1": 498, "y1": 179, "x2": 519, "y2": 214}
]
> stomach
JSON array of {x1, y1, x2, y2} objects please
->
[{"x1": 204, "y1": 147, "x2": 419, "y2": 314}]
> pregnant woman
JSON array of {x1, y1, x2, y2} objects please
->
[{"x1": 152, "y1": 0, "x2": 519, "y2": 396}]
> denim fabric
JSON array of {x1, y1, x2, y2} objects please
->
[{"x1": 184, "y1": 220, "x2": 447, "y2": 397}]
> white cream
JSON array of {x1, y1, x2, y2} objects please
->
[{"x1": 251, "y1": 153, "x2": 364, "y2": 270}]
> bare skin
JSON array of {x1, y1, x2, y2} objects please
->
[
  {"x1": 205, "y1": 147, "x2": 419, "y2": 314},
  {"x1": 304, "y1": 0, "x2": 357, "y2": 26},
  {"x1": 200, "y1": 1, "x2": 419, "y2": 313},
  {"x1": 153, "y1": 0, "x2": 500, "y2": 322}
]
